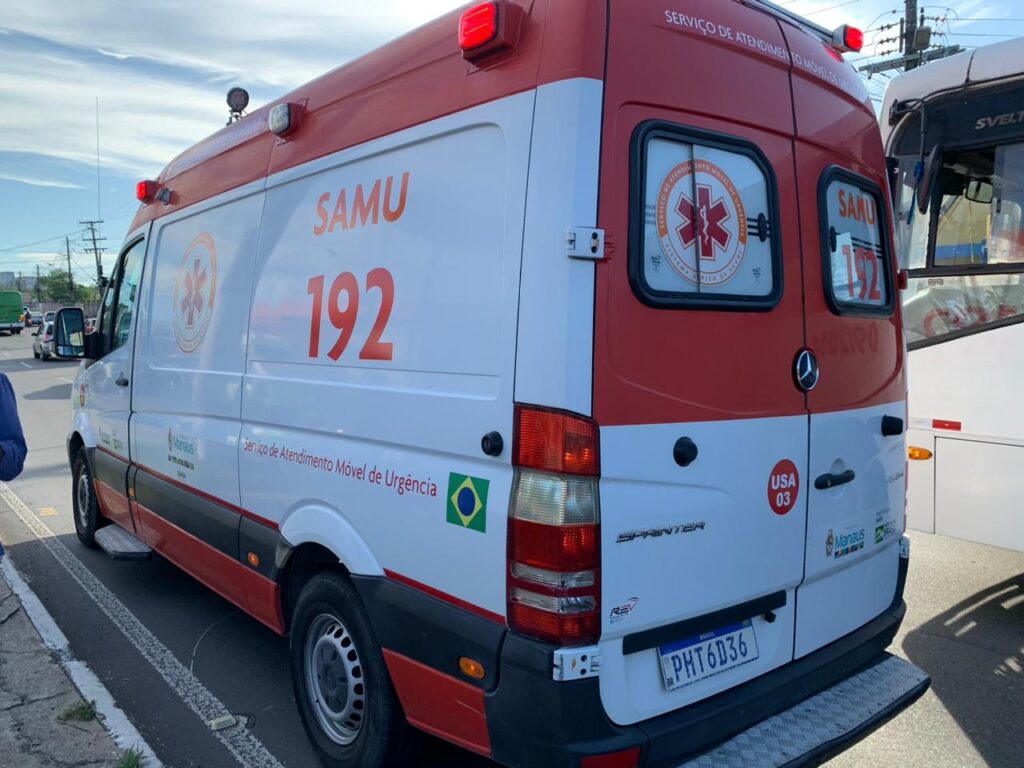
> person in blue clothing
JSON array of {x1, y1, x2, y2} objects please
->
[{"x1": 0, "y1": 372, "x2": 26, "y2": 481}]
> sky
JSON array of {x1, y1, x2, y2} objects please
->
[{"x1": 0, "y1": 0, "x2": 1019, "y2": 291}]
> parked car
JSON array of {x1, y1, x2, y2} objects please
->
[
  {"x1": 44, "y1": 311, "x2": 55, "y2": 325},
  {"x1": 33, "y1": 322, "x2": 54, "y2": 360}
]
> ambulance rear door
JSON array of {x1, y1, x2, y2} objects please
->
[
  {"x1": 593, "y1": 0, "x2": 809, "y2": 725},
  {"x1": 782, "y1": 27, "x2": 906, "y2": 658}
]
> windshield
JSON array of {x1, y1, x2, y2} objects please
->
[
  {"x1": 896, "y1": 142, "x2": 1024, "y2": 270},
  {"x1": 896, "y1": 141, "x2": 1024, "y2": 345}
]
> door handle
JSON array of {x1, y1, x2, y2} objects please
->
[
  {"x1": 814, "y1": 469, "x2": 855, "y2": 490},
  {"x1": 115, "y1": 375, "x2": 129, "y2": 388}
]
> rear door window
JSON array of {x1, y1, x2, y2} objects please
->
[
  {"x1": 632, "y1": 125, "x2": 781, "y2": 309},
  {"x1": 820, "y1": 169, "x2": 893, "y2": 315}
]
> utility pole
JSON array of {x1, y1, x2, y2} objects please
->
[
  {"x1": 80, "y1": 219, "x2": 106, "y2": 284},
  {"x1": 35, "y1": 265, "x2": 41, "y2": 304},
  {"x1": 904, "y1": 0, "x2": 918, "y2": 68},
  {"x1": 66, "y1": 237, "x2": 74, "y2": 300},
  {"x1": 859, "y1": 0, "x2": 963, "y2": 76}
]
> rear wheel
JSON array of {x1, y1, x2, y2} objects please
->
[
  {"x1": 72, "y1": 449, "x2": 104, "y2": 546},
  {"x1": 291, "y1": 572, "x2": 412, "y2": 768},
  {"x1": 33, "y1": 350, "x2": 39, "y2": 359}
]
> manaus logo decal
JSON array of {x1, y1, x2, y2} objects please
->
[
  {"x1": 446, "y1": 472, "x2": 489, "y2": 533},
  {"x1": 656, "y1": 159, "x2": 746, "y2": 287},
  {"x1": 173, "y1": 233, "x2": 217, "y2": 353}
]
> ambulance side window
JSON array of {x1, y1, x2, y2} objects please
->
[
  {"x1": 97, "y1": 272, "x2": 117, "y2": 357},
  {"x1": 631, "y1": 123, "x2": 781, "y2": 310},
  {"x1": 98, "y1": 237, "x2": 145, "y2": 357},
  {"x1": 820, "y1": 169, "x2": 894, "y2": 315}
]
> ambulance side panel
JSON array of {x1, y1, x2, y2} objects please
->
[
  {"x1": 130, "y1": 182, "x2": 271, "y2": 621},
  {"x1": 239, "y1": 92, "x2": 536, "y2": 620}
]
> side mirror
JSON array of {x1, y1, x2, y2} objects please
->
[
  {"x1": 916, "y1": 144, "x2": 942, "y2": 215},
  {"x1": 965, "y1": 178, "x2": 994, "y2": 204},
  {"x1": 54, "y1": 308, "x2": 91, "y2": 359}
]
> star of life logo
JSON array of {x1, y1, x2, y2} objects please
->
[
  {"x1": 656, "y1": 159, "x2": 747, "y2": 286},
  {"x1": 173, "y1": 233, "x2": 217, "y2": 353}
]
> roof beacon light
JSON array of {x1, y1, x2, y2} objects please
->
[
  {"x1": 459, "y1": 3, "x2": 499, "y2": 51},
  {"x1": 833, "y1": 25, "x2": 864, "y2": 53},
  {"x1": 136, "y1": 180, "x2": 158, "y2": 203}
]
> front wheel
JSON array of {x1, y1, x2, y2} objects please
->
[
  {"x1": 291, "y1": 572, "x2": 412, "y2": 768},
  {"x1": 72, "y1": 449, "x2": 104, "y2": 546}
]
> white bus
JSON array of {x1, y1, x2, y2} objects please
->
[{"x1": 883, "y1": 37, "x2": 1024, "y2": 552}]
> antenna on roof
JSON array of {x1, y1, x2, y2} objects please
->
[{"x1": 226, "y1": 87, "x2": 250, "y2": 125}]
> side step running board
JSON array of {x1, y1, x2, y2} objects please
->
[
  {"x1": 677, "y1": 655, "x2": 929, "y2": 768},
  {"x1": 94, "y1": 525, "x2": 152, "y2": 560}
]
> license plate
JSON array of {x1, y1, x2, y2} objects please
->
[{"x1": 659, "y1": 620, "x2": 759, "y2": 691}]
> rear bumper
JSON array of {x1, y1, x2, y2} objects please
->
[{"x1": 485, "y1": 551, "x2": 923, "y2": 768}]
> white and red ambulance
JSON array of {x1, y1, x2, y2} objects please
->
[{"x1": 56, "y1": 2, "x2": 929, "y2": 766}]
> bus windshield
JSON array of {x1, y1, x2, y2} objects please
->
[{"x1": 895, "y1": 141, "x2": 1024, "y2": 344}]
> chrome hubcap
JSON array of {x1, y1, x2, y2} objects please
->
[
  {"x1": 76, "y1": 471, "x2": 91, "y2": 530},
  {"x1": 305, "y1": 613, "x2": 365, "y2": 745}
]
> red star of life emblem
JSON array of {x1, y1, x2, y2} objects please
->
[
  {"x1": 181, "y1": 257, "x2": 207, "y2": 329},
  {"x1": 676, "y1": 182, "x2": 732, "y2": 261}
]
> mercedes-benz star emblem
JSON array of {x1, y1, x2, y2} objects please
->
[{"x1": 795, "y1": 349, "x2": 820, "y2": 392}]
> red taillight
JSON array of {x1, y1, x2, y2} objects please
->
[
  {"x1": 508, "y1": 405, "x2": 601, "y2": 646},
  {"x1": 510, "y1": 518, "x2": 597, "y2": 572},
  {"x1": 514, "y1": 405, "x2": 599, "y2": 476},
  {"x1": 459, "y1": 2, "x2": 498, "y2": 51},
  {"x1": 581, "y1": 748, "x2": 642, "y2": 768},
  {"x1": 136, "y1": 180, "x2": 158, "y2": 202}
]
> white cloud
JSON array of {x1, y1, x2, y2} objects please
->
[
  {"x1": 0, "y1": 173, "x2": 82, "y2": 189},
  {"x1": 0, "y1": 1, "x2": 466, "y2": 179}
]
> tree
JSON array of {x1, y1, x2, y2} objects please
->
[{"x1": 37, "y1": 268, "x2": 97, "y2": 304}]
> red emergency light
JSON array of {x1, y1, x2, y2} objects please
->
[
  {"x1": 833, "y1": 24, "x2": 864, "y2": 53},
  {"x1": 459, "y1": 0, "x2": 522, "y2": 62},
  {"x1": 136, "y1": 180, "x2": 158, "y2": 203},
  {"x1": 459, "y1": 2, "x2": 499, "y2": 51}
]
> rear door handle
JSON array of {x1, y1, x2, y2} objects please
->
[
  {"x1": 815, "y1": 469, "x2": 855, "y2": 490},
  {"x1": 115, "y1": 375, "x2": 129, "y2": 388}
]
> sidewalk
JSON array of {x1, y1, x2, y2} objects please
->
[{"x1": 0, "y1": 548, "x2": 128, "y2": 768}]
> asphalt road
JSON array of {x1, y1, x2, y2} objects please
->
[{"x1": 0, "y1": 329, "x2": 1020, "y2": 768}]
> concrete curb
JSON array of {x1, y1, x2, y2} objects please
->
[{"x1": 0, "y1": 547, "x2": 163, "y2": 767}]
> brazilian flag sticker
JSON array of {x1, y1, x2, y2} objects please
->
[{"x1": 446, "y1": 472, "x2": 490, "y2": 533}]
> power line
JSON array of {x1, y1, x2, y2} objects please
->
[
  {"x1": 0, "y1": 231, "x2": 81, "y2": 254},
  {"x1": 804, "y1": 0, "x2": 860, "y2": 15},
  {"x1": 946, "y1": 31, "x2": 1023, "y2": 37}
]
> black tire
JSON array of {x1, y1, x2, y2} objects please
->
[
  {"x1": 291, "y1": 572, "x2": 412, "y2": 768},
  {"x1": 72, "y1": 449, "x2": 104, "y2": 546},
  {"x1": 33, "y1": 350, "x2": 39, "y2": 359}
]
